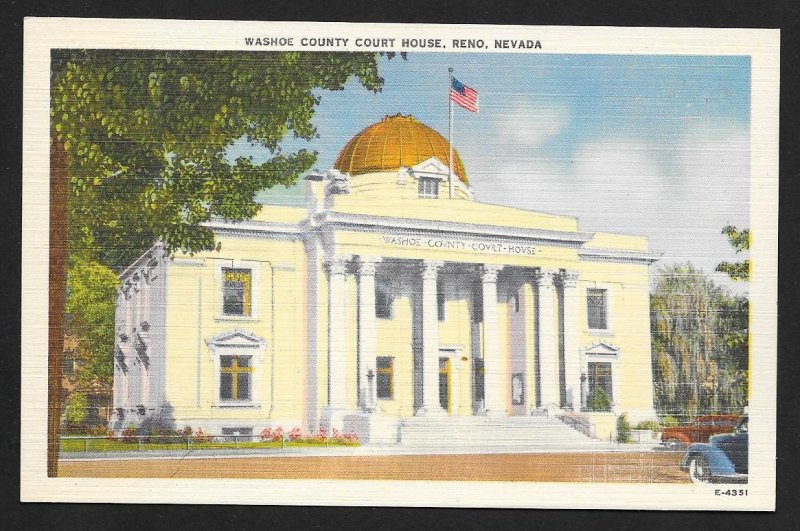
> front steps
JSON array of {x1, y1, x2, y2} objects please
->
[{"x1": 396, "y1": 415, "x2": 608, "y2": 451}]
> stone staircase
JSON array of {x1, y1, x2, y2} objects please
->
[{"x1": 397, "y1": 415, "x2": 609, "y2": 451}]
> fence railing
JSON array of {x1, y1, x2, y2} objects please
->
[{"x1": 59, "y1": 433, "x2": 351, "y2": 453}]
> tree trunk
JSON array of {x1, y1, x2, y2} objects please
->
[{"x1": 48, "y1": 135, "x2": 68, "y2": 476}]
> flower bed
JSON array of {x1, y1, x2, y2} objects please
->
[{"x1": 61, "y1": 425, "x2": 360, "y2": 452}]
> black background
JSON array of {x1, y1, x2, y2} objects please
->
[{"x1": 2, "y1": 0, "x2": 798, "y2": 528}]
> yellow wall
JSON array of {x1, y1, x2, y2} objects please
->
[
  {"x1": 578, "y1": 259, "x2": 655, "y2": 419},
  {"x1": 164, "y1": 236, "x2": 310, "y2": 428},
  {"x1": 159, "y1": 177, "x2": 656, "y2": 430}
]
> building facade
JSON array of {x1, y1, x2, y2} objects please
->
[{"x1": 111, "y1": 114, "x2": 660, "y2": 442}]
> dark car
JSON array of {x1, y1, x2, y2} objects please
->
[
  {"x1": 680, "y1": 416, "x2": 748, "y2": 484},
  {"x1": 661, "y1": 414, "x2": 740, "y2": 450}
]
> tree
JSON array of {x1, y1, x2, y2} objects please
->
[
  {"x1": 651, "y1": 264, "x2": 748, "y2": 418},
  {"x1": 53, "y1": 49, "x2": 391, "y2": 382},
  {"x1": 65, "y1": 259, "x2": 120, "y2": 387},
  {"x1": 52, "y1": 50, "x2": 390, "y2": 268},
  {"x1": 49, "y1": 50, "x2": 392, "y2": 473},
  {"x1": 716, "y1": 225, "x2": 750, "y2": 281},
  {"x1": 65, "y1": 392, "x2": 88, "y2": 428}
]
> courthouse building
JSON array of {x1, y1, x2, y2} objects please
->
[{"x1": 111, "y1": 114, "x2": 660, "y2": 443}]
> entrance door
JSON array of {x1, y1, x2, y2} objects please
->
[{"x1": 439, "y1": 357, "x2": 452, "y2": 412}]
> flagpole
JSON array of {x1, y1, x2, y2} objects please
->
[{"x1": 448, "y1": 67, "x2": 454, "y2": 199}]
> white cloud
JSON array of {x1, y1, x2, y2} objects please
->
[
  {"x1": 488, "y1": 101, "x2": 571, "y2": 149},
  {"x1": 472, "y1": 119, "x2": 750, "y2": 294}
]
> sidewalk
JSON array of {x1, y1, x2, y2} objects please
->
[{"x1": 61, "y1": 439, "x2": 666, "y2": 461}]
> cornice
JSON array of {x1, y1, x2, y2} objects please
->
[
  {"x1": 578, "y1": 248, "x2": 662, "y2": 265},
  {"x1": 316, "y1": 211, "x2": 594, "y2": 248}
]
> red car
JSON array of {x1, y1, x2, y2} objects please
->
[{"x1": 661, "y1": 415, "x2": 740, "y2": 450}]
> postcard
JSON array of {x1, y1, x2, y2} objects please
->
[{"x1": 21, "y1": 18, "x2": 778, "y2": 510}]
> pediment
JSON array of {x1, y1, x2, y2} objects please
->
[
  {"x1": 584, "y1": 342, "x2": 620, "y2": 356},
  {"x1": 410, "y1": 157, "x2": 451, "y2": 180},
  {"x1": 206, "y1": 329, "x2": 266, "y2": 348}
]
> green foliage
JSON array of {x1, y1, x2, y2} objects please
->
[
  {"x1": 66, "y1": 392, "x2": 88, "y2": 426},
  {"x1": 65, "y1": 259, "x2": 120, "y2": 387},
  {"x1": 616, "y1": 414, "x2": 632, "y2": 443},
  {"x1": 715, "y1": 225, "x2": 750, "y2": 281},
  {"x1": 633, "y1": 420, "x2": 660, "y2": 431},
  {"x1": 586, "y1": 388, "x2": 612, "y2": 412},
  {"x1": 651, "y1": 263, "x2": 749, "y2": 418},
  {"x1": 52, "y1": 50, "x2": 388, "y2": 268},
  {"x1": 659, "y1": 416, "x2": 680, "y2": 428},
  {"x1": 52, "y1": 50, "x2": 390, "y2": 391}
]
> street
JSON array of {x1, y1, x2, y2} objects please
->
[{"x1": 60, "y1": 451, "x2": 689, "y2": 483}]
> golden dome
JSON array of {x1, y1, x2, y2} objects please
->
[{"x1": 333, "y1": 114, "x2": 468, "y2": 183}]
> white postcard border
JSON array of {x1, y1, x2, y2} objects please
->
[{"x1": 21, "y1": 18, "x2": 779, "y2": 510}]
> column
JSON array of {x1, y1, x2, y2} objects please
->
[
  {"x1": 560, "y1": 270, "x2": 581, "y2": 411},
  {"x1": 356, "y1": 256, "x2": 380, "y2": 412},
  {"x1": 535, "y1": 268, "x2": 559, "y2": 410},
  {"x1": 481, "y1": 264, "x2": 505, "y2": 415},
  {"x1": 325, "y1": 256, "x2": 349, "y2": 411},
  {"x1": 420, "y1": 260, "x2": 444, "y2": 415}
]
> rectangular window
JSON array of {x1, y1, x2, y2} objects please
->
[
  {"x1": 586, "y1": 288, "x2": 608, "y2": 330},
  {"x1": 222, "y1": 269, "x2": 252, "y2": 316},
  {"x1": 418, "y1": 177, "x2": 439, "y2": 198},
  {"x1": 437, "y1": 276, "x2": 445, "y2": 321},
  {"x1": 376, "y1": 356, "x2": 394, "y2": 399},
  {"x1": 375, "y1": 279, "x2": 393, "y2": 319},
  {"x1": 221, "y1": 427, "x2": 253, "y2": 442},
  {"x1": 588, "y1": 362, "x2": 613, "y2": 404},
  {"x1": 220, "y1": 355, "x2": 253, "y2": 401}
]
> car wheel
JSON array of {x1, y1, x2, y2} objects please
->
[
  {"x1": 665, "y1": 438, "x2": 686, "y2": 451},
  {"x1": 688, "y1": 455, "x2": 711, "y2": 484}
]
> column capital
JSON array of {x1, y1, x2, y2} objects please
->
[
  {"x1": 533, "y1": 268, "x2": 558, "y2": 288},
  {"x1": 356, "y1": 256, "x2": 382, "y2": 277},
  {"x1": 419, "y1": 260, "x2": 444, "y2": 281},
  {"x1": 481, "y1": 264, "x2": 504, "y2": 283},
  {"x1": 324, "y1": 255, "x2": 351, "y2": 276},
  {"x1": 558, "y1": 269, "x2": 580, "y2": 288}
]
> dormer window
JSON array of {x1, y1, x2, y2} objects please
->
[{"x1": 418, "y1": 177, "x2": 439, "y2": 198}]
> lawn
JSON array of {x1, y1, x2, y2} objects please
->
[{"x1": 60, "y1": 437, "x2": 359, "y2": 453}]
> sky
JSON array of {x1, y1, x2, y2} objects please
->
[{"x1": 241, "y1": 53, "x2": 751, "y2": 295}]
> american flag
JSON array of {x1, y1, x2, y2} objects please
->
[{"x1": 450, "y1": 77, "x2": 479, "y2": 113}]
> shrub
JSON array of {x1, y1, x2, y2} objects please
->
[
  {"x1": 659, "y1": 416, "x2": 679, "y2": 428},
  {"x1": 153, "y1": 427, "x2": 175, "y2": 444},
  {"x1": 617, "y1": 414, "x2": 632, "y2": 443},
  {"x1": 88, "y1": 425, "x2": 115, "y2": 439},
  {"x1": 288, "y1": 427, "x2": 302, "y2": 441},
  {"x1": 634, "y1": 420, "x2": 660, "y2": 431},
  {"x1": 260, "y1": 426, "x2": 285, "y2": 442},
  {"x1": 121, "y1": 425, "x2": 138, "y2": 444},
  {"x1": 192, "y1": 428, "x2": 211, "y2": 443},
  {"x1": 65, "y1": 392, "x2": 88, "y2": 427},
  {"x1": 586, "y1": 388, "x2": 612, "y2": 412},
  {"x1": 305, "y1": 427, "x2": 329, "y2": 444}
]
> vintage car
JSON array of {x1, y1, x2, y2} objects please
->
[
  {"x1": 680, "y1": 416, "x2": 748, "y2": 484},
  {"x1": 661, "y1": 414, "x2": 740, "y2": 450}
]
